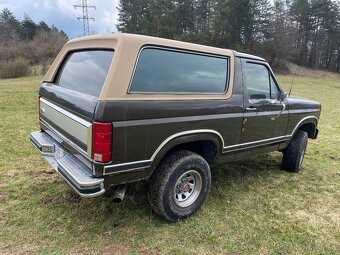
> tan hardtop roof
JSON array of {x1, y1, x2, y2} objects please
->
[
  {"x1": 44, "y1": 33, "x2": 237, "y2": 100},
  {"x1": 67, "y1": 33, "x2": 235, "y2": 56}
]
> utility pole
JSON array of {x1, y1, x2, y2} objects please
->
[{"x1": 74, "y1": 0, "x2": 96, "y2": 36}]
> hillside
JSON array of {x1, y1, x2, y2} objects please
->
[{"x1": 0, "y1": 8, "x2": 67, "y2": 78}]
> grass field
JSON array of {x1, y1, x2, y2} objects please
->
[{"x1": 0, "y1": 74, "x2": 339, "y2": 254}]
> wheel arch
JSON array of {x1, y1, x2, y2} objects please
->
[
  {"x1": 149, "y1": 130, "x2": 224, "y2": 170},
  {"x1": 292, "y1": 116, "x2": 318, "y2": 139}
]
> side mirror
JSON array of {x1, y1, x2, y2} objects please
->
[{"x1": 279, "y1": 92, "x2": 287, "y2": 101}]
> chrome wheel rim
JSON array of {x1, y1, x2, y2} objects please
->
[{"x1": 174, "y1": 170, "x2": 202, "y2": 208}]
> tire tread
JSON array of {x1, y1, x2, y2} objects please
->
[
  {"x1": 148, "y1": 150, "x2": 210, "y2": 221},
  {"x1": 282, "y1": 130, "x2": 308, "y2": 172}
]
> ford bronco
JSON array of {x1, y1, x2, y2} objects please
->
[{"x1": 30, "y1": 33, "x2": 321, "y2": 221}]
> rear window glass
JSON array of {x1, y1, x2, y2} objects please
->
[
  {"x1": 129, "y1": 48, "x2": 228, "y2": 93},
  {"x1": 57, "y1": 50, "x2": 114, "y2": 97}
]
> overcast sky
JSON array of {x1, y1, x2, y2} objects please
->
[{"x1": 0, "y1": 0, "x2": 119, "y2": 38}]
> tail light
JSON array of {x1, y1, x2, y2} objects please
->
[{"x1": 92, "y1": 122, "x2": 112, "y2": 163}]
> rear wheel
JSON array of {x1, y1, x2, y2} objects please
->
[
  {"x1": 282, "y1": 130, "x2": 308, "y2": 172},
  {"x1": 147, "y1": 150, "x2": 211, "y2": 221}
]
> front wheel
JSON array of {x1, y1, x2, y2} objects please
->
[
  {"x1": 281, "y1": 130, "x2": 308, "y2": 172},
  {"x1": 147, "y1": 150, "x2": 211, "y2": 221}
]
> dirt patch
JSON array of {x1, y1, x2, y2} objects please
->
[
  {"x1": 100, "y1": 245, "x2": 161, "y2": 255},
  {"x1": 285, "y1": 206, "x2": 340, "y2": 228},
  {"x1": 27, "y1": 168, "x2": 54, "y2": 177},
  {"x1": 137, "y1": 246, "x2": 162, "y2": 255},
  {"x1": 100, "y1": 245, "x2": 131, "y2": 255},
  {"x1": 0, "y1": 182, "x2": 9, "y2": 188},
  {"x1": 0, "y1": 195, "x2": 5, "y2": 203},
  {"x1": 0, "y1": 241, "x2": 37, "y2": 255},
  {"x1": 7, "y1": 170, "x2": 19, "y2": 177}
]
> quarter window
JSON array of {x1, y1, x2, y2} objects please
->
[
  {"x1": 129, "y1": 48, "x2": 228, "y2": 93},
  {"x1": 246, "y1": 63, "x2": 279, "y2": 100}
]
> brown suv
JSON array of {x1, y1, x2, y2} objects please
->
[{"x1": 30, "y1": 33, "x2": 320, "y2": 221}]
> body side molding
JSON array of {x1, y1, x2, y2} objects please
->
[
  {"x1": 103, "y1": 129, "x2": 225, "y2": 175},
  {"x1": 103, "y1": 116, "x2": 319, "y2": 176}
]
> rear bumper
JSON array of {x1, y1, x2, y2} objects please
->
[{"x1": 30, "y1": 130, "x2": 105, "y2": 197}]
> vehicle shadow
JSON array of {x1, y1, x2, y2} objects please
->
[
  {"x1": 100, "y1": 152, "x2": 284, "y2": 221},
  {"x1": 35, "y1": 152, "x2": 285, "y2": 231}
]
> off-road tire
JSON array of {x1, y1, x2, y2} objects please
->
[
  {"x1": 282, "y1": 130, "x2": 308, "y2": 172},
  {"x1": 147, "y1": 150, "x2": 211, "y2": 221}
]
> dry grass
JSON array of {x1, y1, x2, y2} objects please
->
[{"x1": 0, "y1": 74, "x2": 339, "y2": 254}]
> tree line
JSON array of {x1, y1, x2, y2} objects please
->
[
  {"x1": 116, "y1": 0, "x2": 340, "y2": 72},
  {"x1": 0, "y1": 8, "x2": 68, "y2": 78}
]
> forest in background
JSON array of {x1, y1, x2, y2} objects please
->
[
  {"x1": 117, "y1": 0, "x2": 340, "y2": 73},
  {"x1": 0, "y1": 8, "x2": 68, "y2": 78},
  {"x1": 1, "y1": 1, "x2": 339, "y2": 79}
]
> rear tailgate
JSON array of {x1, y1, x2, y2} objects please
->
[
  {"x1": 30, "y1": 47, "x2": 115, "y2": 197},
  {"x1": 39, "y1": 85, "x2": 96, "y2": 159},
  {"x1": 39, "y1": 49, "x2": 114, "y2": 160}
]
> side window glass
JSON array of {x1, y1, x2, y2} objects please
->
[
  {"x1": 246, "y1": 63, "x2": 270, "y2": 100},
  {"x1": 129, "y1": 48, "x2": 228, "y2": 93},
  {"x1": 270, "y1": 75, "x2": 280, "y2": 99}
]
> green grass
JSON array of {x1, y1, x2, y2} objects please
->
[{"x1": 0, "y1": 75, "x2": 339, "y2": 254}]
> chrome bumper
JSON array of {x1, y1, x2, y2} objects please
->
[{"x1": 30, "y1": 131, "x2": 105, "y2": 197}]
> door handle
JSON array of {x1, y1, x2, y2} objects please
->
[
  {"x1": 270, "y1": 103, "x2": 286, "y2": 120},
  {"x1": 246, "y1": 107, "x2": 257, "y2": 111}
]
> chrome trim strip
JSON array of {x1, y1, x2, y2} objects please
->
[
  {"x1": 112, "y1": 113, "x2": 242, "y2": 128},
  {"x1": 104, "y1": 160, "x2": 152, "y2": 169},
  {"x1": 87, "y1": 125, "x2": 92, "y2": 156},
  {"x1": 40, "y1": 119, "x2": 91, "y2": 160},
  {"x1": 40, "y1": 98, "x2": 92, "y2": 157},
  {"x1": 243, "y1": 109, "x2": 316, "y2": 118},
  {"x1": 103, "y1": 160, "x2": 152, "y2": 175},
  {"x1": 40, "y1": 98, "x2": 91, "y2": 127},
  {"x1": 244, "y1": 110, "x2": 289, "y2": 117},
  {"x1": 150, "y1": 129, "x2": 225, "y2": 161},
  {"x1": 289, "y1": 109, "x2": 319, "y2": 114},
  {"x1": 40, "y1": 101, "x2": 89, "y2": 145},
  {"x1": 223, "y1": 136, "x2": 291, "y2": 153}
]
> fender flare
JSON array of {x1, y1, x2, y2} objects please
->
[
  {"x1": 149, "y1": 129, "x2": 224, "y2": 169},
  {"x1": 290, "y1": 116, "x2": 318, "y2": 137}
]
